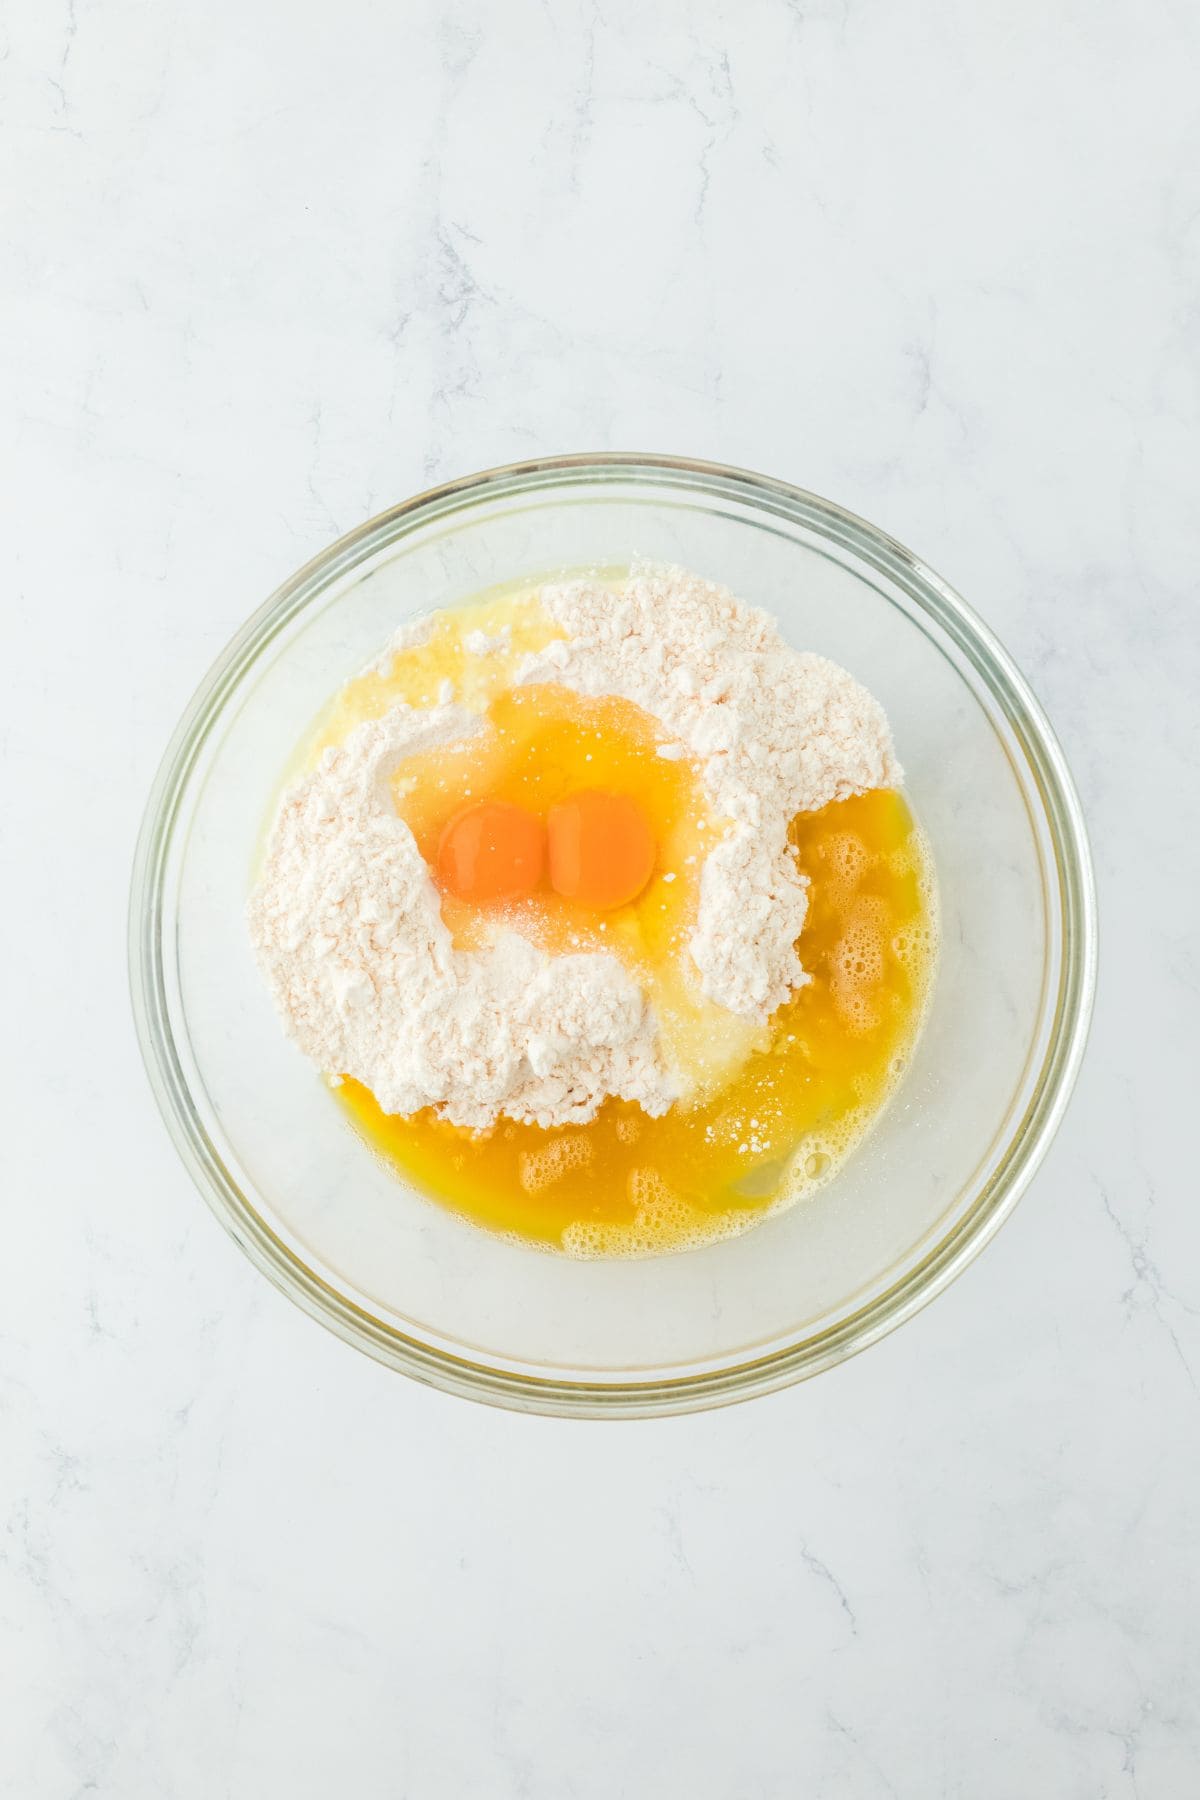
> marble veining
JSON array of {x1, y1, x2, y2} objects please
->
[{"x1": 3, "y1": 0, "x2": 1199, "y2": 1794}]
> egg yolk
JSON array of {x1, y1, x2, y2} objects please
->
[
  {"x1": 437, "y1": 800, "x2": 543, "y2": 902},
  {"x1": 387, "y1": 683, "x2": 707, "y2": 966},
  {"x1": 436, "y1": 788, "x2": 658, "y2": 912},
  {"x1": 547, "y1": 790, "x2": 656, "y2": 910}
]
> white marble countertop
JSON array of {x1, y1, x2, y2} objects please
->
[{"x1": 5, "y1": 1, "x2": 1199, "y2": 1793}]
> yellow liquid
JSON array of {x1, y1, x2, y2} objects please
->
[{"x1": 304, "y1": 585, "x2": 936, "y2": 1258}]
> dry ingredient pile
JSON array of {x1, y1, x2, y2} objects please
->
[
  {"x1": 248, "y1": 564, "x2": 935, "y2": 1255},
  {"x1": 249, "y1": 567, "x2": 899, "y2": 1130}
]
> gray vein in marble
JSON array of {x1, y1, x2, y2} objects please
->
[
  {"x1": 5, "y1": 0, "x2": 1200, "y2": 1790},
  {"x1": 799, "y1": 1538, "x2": 858, "y2": 1635},
  {"x1": 826, "y1": 1710, "x2": 902, "y2": 1797},
  {"x1": 1097, "y1": 1177, "x2": 1200, "y2": 1397}
]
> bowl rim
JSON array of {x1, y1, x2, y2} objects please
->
[{"x1": 129, "y1": 451, "x2": 1098, "y2": 1417}]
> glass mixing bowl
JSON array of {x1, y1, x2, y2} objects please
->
[{"x1": 130, "y1": 455, "x2": 1096, "y2": 1416}]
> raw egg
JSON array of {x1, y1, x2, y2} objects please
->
[
  {"x1": 547, "y1": 789, "x2": 656, "y2": 910},
  {"x1": 437, "y1": 800, "x2": 543, "y2": 902}
]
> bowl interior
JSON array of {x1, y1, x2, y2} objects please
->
[{"x1": 140, "y1": 462, "x2": 1089, "y2": 1412}]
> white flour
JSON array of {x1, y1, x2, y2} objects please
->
[
  {"x1": 249, "y1": 567, "x2": 899, "y2": 1129},
  {"x1": 248, "y1": 705, "x2": 675, "y2": 1129}
]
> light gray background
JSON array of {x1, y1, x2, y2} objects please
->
[{"x1": 4, "y1": 2, "x2": 1198, "y2": 1795}]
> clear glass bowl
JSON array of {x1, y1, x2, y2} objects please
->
[{"x1": 130, "y1": 455, "x2": 1096, "y2": 1416}]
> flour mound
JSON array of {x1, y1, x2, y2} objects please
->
[
  {"x1": 519, "y1": 565, "x2": 900, "y2": 1017},
  {"x1": 250, "y1": 565, "x2": 900, "y2": 1131},
  {"x1": 248, "y1": 705, "x2": 676, "y2": 1130}
]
